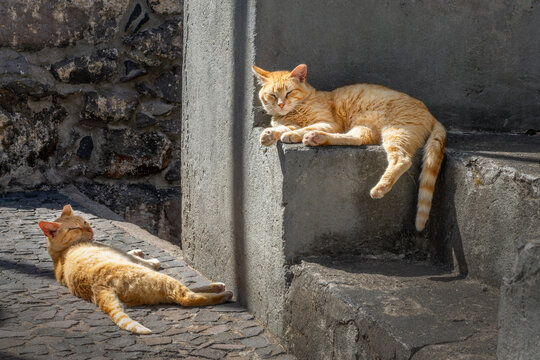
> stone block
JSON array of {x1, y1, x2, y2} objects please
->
[
  {"x1": 0, "y1": 49, "x2": 29, "y2": 75},
  {"x1": 50, "y1": 53, "x2": 117, "y2": 84},
  {"x1": 0, "y1": 0, "x2": 130, "y2": 51},
  {"x1": 280, "y1": 144, "x2": 421, "y2": 260},
  {"x1": 154, "y1": 67, "x2": 182, "y2": 104},
  {"x1": 497, "y1": 236, "x2": 540, "y2": 360},
  {"x1": 83, "y1": 91, "x2": 139, "y2": 124},
  {"x1": 429, "y1": 133, "x2": 540, "y2": 286},
  {"x1": 101, "y1": 129, "x2": 172, "y2": 178},
  {"x1": 149, "y1": 0, "x2": 183, "y2": 15},
  {"x1": 123, "y1": 17, "x2": 183, "y2": 66},
  {"x1": 285, "y1": 259, "x2": 498, "y2": 360}
]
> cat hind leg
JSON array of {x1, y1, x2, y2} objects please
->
[
  {"x1": 304, "y1": 126, "x2": 379, "y2": 146},
  {"x1": 370, "y1": 137, "x2": 413, "y2": 199},
  {"x1": 190, "y1": 282, "x2": 226, "y2": 293},
  {"x1": 178, "y1": 290, "x2": 233, "y2": 307},
  {"x1": 167, "y1": 281, "x2": 233, "y2": 306}
]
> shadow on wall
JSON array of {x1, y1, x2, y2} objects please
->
[
  {"x1": 428, "y1": 158, "x2": 468, "y2": 278},
  {"x1": 231, "y1": 0, "x2": 249, "y2": 303}
]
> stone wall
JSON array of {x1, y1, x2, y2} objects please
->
[{"x1": 0, "y1": 0, "x2": 183, "y2": 243}]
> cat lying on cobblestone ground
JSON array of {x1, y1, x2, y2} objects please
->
[{"x1": 38, "y1": 205, "x2": 233, "y2": 334}]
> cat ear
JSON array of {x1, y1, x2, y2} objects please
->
[
  {"x1": 252, "y1": 65, "x2": 270, "y2": 84},
  {"x1": 39, "y1": 221, "x2": 61, "y2": 238},
  {"x1": 290, "y1": 64, "x2": 307, "y2": 83},
  {"x1": 61, "y1": 204, "x2": 73, "y2": 217}
]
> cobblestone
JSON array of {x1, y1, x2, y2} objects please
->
[{"x1": 0, "y1": 190, "x2": 294, "y2": 359}]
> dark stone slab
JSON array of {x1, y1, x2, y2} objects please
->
[
  {"x1": 100, "y1": 129, "x2": 172, "y2": 177},
  {"x1": 154, "y1": 66, "x2": 182, "y2": 104},
  {"x1": 50, "y1": 53, "x2": 117, "y2": 84},
  {"x1": 77, "y1": 136, "x2": 94, "y2": 160},
  {"x1": 135, "y1": 112, "x2": 157, "y2": 128},
  {"x1": 83, "y1": 91, "x2": 139, "y2": 124},
  {"x1": 123, "y1": 17, "x2": 183, "y2": 66}
]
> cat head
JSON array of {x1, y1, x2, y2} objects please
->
[
  {"x1": 38, "y1": 205, "x2": 94, "y2": 252},
  {"x1": 252, "y1": 64, "x2": 312, "y2": 116}
]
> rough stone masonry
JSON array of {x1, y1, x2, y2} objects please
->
[{"x1": 0, "y1": 0, "x2": 184, "y2": 243}]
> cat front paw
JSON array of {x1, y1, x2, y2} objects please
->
[
  {"x1": 128, "y1": 249, "x2": 145, "y2": 258},
  {"x1": 280, "y1": 131, "x2": 303, "y2": 143},
  {"x1": 260, "y1": 129, "x2": 277, "y2": 146},
  {"x1": 147, "y1": 258, "x2": 161, "y2": 270},
  {"x1": 303, "y1": 131, "x2": 327, "y2": 146}
]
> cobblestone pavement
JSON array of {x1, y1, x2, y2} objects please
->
[{"x1": 0, "y1": 191, "x2": 295, "y2": 360}]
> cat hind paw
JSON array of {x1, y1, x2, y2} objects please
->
[{"x1": 370, "y1": 184, "x2": 390, "y2": 199}]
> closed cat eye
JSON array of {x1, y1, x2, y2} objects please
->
[{"x1": 285, "y1": 90, "x2": 294, "y2": 97}]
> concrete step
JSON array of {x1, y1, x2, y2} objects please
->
[
  {"x1": 284, "y1": 257, "x2": 498, "y2": 360},
  {"x1": 279, "y1": 132, "x2": 540, "y2": 286}
]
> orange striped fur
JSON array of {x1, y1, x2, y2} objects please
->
[
  {"x1": 39, "y1": 205, "x2": 233, "y2": 334},
  {"x1": 253, "y1": 64, "x2": 446, "y2": 231}
]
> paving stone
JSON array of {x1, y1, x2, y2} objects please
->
[
  {"x1": 190, "y1": 347, "x2": 227, "y2": 359},
  {"x1": 45, "y1": 319, "x2": 79, "y2": 328},
  {"x1": 193, "y1": 310, "x2": 221, "y2": 323},
  {"x1": 0, "y1": 338, "x2": 25, "y2": 350},
  {"x1": 16, "y1": 344, "x2": 49, "y2": 355},
  {"x1": 240, "y1": 326, "x2": 264, "y2": 338},
  {"x1": 142, "y1": 336, "x2": 173, "y2": 346},
  {"x1": 240, "y1": 335, "x2": 271, "y2": 348},
  {"x1": 211, "y1": 343, "x2": 247, "y2": 351},
  {"x1": 201, "y1": 324, "x2": 230, "y2": 336},
  {"x1": 0, "y1": 330, "x2": 30, "y2": 338}
]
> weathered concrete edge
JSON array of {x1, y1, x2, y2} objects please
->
[{"x1": 284, "y1": 261, "x2": 412, "y2": 360}]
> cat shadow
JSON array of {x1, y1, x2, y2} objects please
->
[
  {"x1": 0, "y1": 259, "x2": 55, "y2": 279},
  {"x1": 427, "y1": 157, "x2": 468, "y2": 278}
]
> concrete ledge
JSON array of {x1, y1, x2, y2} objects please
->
[
  {"x1": 430, "y1": 133, "x2": 540, "y2": 286},
  {"x1": 280, "y1": 143, "x2": 422, "y2": 260},
  {"x1": 284, "y1": 258, "x2": 498, "y2": 360}
]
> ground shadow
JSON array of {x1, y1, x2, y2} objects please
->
[{"x1": 0, "y1": 259, "x2": 54, "y2": 279}]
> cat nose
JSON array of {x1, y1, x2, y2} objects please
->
[{"x1": 278, "y1": 103, "x2": 285, "y2": 109}]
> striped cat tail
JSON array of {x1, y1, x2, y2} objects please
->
[
  {"x1": 96, "y1": 289, "x2": 151, "y2": 334},
  {"x1": 415, "y1": 121, "x2": 446, "y2": 231}
]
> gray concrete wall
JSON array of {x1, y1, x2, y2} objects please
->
[
  {"x1": 181, "y1": 0, "x2": 288, "y2": 335},
  {"x1": 182, "y1": 0, "x2": 540, "y2": 338},
  {"x1": 254, "y1": 0, "x2": 540, "y2": 132}
]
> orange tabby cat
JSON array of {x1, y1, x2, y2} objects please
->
[
  {"x1": 252, "y1": 64, "x2": 446, "y2": 231},
  {"x1": 38, "y1": 205, "x2": 233, "y2": 334}
]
